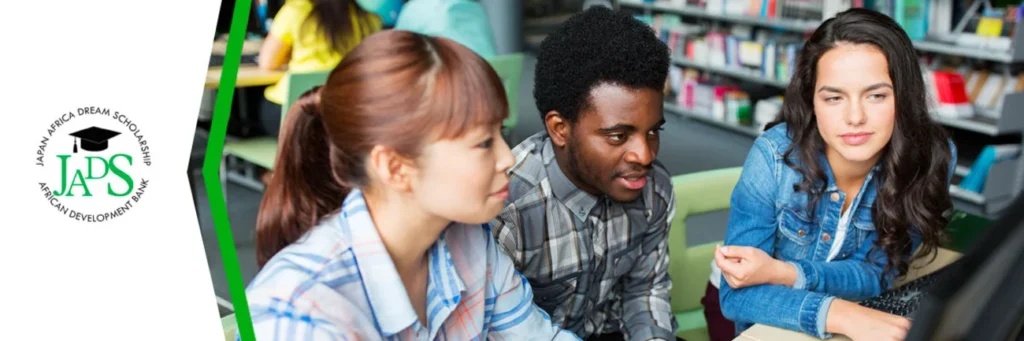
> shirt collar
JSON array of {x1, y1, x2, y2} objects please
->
[
  {"x1": 818, "y1": 152, "x2": 882, "y2": 192},
  {"x1": 342, "y1": 189, "x2": 466, "y2": 336},
  {"x1": 540, "y1": 137, "x2": 601, "y2": 221}
]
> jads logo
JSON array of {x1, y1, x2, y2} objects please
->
[
  {"x1": 35, "y1": 107, "x2": 153, "y2": 223},
  {"x1": 51, "y1": 126, "x2": 135, "y2": 197}
]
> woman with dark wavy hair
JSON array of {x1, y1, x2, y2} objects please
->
[{"x1": 701, "y1": 8, "x2": 956, "y2": 341}]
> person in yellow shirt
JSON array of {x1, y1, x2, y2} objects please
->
[{"x1": 256, "y1": 0, "x2": 382, "y2": 137}]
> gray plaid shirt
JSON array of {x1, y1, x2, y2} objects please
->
[{"x1": 491, "y1": 132, "x2": 678, "y2": 340}]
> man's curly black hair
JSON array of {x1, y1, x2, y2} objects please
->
[{"x1": 534, "y1": 6, "x2": 670, "y2": 123}]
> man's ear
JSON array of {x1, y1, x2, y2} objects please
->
[{"x1": 544, "y1": 111, "x2": 571, "y2": 148}]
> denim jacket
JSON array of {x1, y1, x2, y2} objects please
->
[{"x1": 719, "y1": 123, "x2": 956, "y2": 339}]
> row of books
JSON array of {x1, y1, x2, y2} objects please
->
[
  {"x1": 635, "y1": 0, "x2": 1021, "y2": 44},
  {"x1": 646, "y1": 0, "x2": 861, "y2": 21},
  {"x1": 667, "y1": 64, "x2": 784, "y2": 131},
  {"x1": 644, "y1": 14, "x2": 804, "y2": 83},
  {"x1": 924, "y1": 59, "x2": 1024, "y2": 120}
]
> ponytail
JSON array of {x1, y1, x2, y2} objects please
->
[
  {"x1": 255, "y1": 86, "x2": 350, "y2": 267},
  {"x1": 254, "y1": 31, "x2": 513, "y2": 267}
]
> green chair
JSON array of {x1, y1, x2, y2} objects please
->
[
  {"x1": 221, "y1": 314, "x2": 238, "y2": 341},
  {"x1": 668, "y1": 167, "x2": 743, "y2": 341},
  {"x1": 485, "y1": 53, "x2": 523, "y2": 142},
  {"x1": 222, "y1": 70, "x2": 331, "y2": 192}
]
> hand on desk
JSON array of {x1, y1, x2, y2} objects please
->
[
  {"x1": 715, "y1": 245, "x2": 798, "y2": 288},
  {"x1": 826, "y1": 299, "x2": 910, "y2": 341}
]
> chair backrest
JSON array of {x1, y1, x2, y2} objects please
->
[
  {"x1": 668, "y1": 167, "x2": 742, "y2": 313},
  {"x1": 485, "y1": 53, "x2": 524, "y2": 130},
  {"x1": 669, "y1": 167, "x2": 743, "y2": 247},
  {"x1": 280, "y1": 70, "x2": 333, "y2": 120}
]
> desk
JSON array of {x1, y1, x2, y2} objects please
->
[
  {"x1": 206, "y1": 65, "x2": 285, "y2": 89},
  {"x1": 211, "y1": 38, "x2": 263, "y2": 56},
  {"x1": 735, "y1": 248, "x2": 962, "y2": 341}
]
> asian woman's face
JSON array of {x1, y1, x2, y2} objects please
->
[
  {"x1": 813, "y1": 43, "x2": 896, "y2": 166},
  {"x1": 410, "y1": 123, "x2": 514, "y2": 225}
]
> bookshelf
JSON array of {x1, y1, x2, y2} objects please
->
[
  {"x1": 670, "y1": 55, "x2": 1023, "y2": 138},
  {"x1": 623, "y1": 0, "x2": 1024, "y2": 219},
  {"x1": 619, "y1": 0, "x2": 1024, "y2": 63}
]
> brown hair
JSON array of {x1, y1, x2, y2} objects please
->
[{"x1": 255, "y1": 30, "x2": 509, "y2": 267}]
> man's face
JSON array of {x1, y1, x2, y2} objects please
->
[{"x1": 565, "y1": 83, "x2": 664, "y2": 202}]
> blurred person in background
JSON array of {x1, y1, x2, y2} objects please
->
[
  {"x1": 393, "y1": 0, "x2": 497, "y2": 58},
  {"x1": 256, "y1": 0, "x2": 382, "y2": 138}
]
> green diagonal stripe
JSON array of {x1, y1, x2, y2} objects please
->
[{"x1": 203, "y1": 0, "x2": 255, "y2": 340}]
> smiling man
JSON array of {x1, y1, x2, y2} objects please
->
[{"x1": 490, "y1": 6, "x2": 679, "y2": 341}]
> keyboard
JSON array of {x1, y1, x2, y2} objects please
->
[
  {"x1": 209, "y1": 54, "x2": 258, "y2": 67},
  {"x1": 858, "y1": 266, "x2": 950, "y2": 318}
]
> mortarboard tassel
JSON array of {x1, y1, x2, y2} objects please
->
[{"x1": 73, "y1": 137, "x2": 78, "y2": 153}]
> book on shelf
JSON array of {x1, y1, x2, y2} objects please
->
[
  {"x1": 927, "y1": 0, "x2": 953, "y2": 39},
  {"x1": 928, "y1": 70, "x2": 973, "y2": 119}
]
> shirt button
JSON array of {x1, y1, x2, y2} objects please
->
[
  {"x1": 830, "y1": 192, "x2": 840, "y2": 202},
  {"x1": 797, "y1": 229, "x2": 806, "y2": 237},
  {"x1": 822, "y1": 233, "x2": 832, "y2": 242}
]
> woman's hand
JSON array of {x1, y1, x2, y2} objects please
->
[
  {"x1": 714, "y1": 245, "x2": 798, "y2": 288},
  {"x1": 827, "y1": 299, "x2": 911, "y2": 341}
]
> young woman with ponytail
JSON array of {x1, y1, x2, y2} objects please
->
[{"x1": 243, "y1": 30, "x2": 580, "y2": 341}]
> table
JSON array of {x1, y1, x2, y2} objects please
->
[
  {"x1": 210, "y1": 38, "x2": 263, "y2": 56},
  {"x1": 205, "y1": 65, "x2": 285, "y2": 89},
  {"x1": 734, "y1": 248, "x2": 962, "y2": 341}
]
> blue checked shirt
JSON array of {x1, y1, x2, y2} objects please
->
[{"x1": 241, "y1": 189, "x2": 580, "y2": 341}]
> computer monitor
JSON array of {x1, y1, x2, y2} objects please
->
[
  {"x1": 907, "y1": 195, "x2": 1024, "y2": 340},
  {"x1": 214, "y1": 0, "x2": 265, "y2": 39}
]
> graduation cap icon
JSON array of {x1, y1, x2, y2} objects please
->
[{"x1": 69, "y1": 126, "x2": 121, "y2": 153}]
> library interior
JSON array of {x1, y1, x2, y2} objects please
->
[{"x1": 191, "y1": 0, "x2": 1024, "y2": 340}]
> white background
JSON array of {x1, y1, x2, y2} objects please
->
[{"x1": 1, "y1": 1, "x2": 225, "y2": 340}]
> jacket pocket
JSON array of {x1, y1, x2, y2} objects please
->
[
  {"x1": 852, "y1": 207, "x2": 876, "y2": 248},
  {"x1": 776, "y1": 208, "x2": 815, "y2": 260}
]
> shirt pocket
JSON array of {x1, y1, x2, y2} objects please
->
[
  {"x1": 528, "y1": 275, "x2": 578, "y2": 313},
  {"x1": 775, "y1": 208, "x2": 816, "y2": 260}
]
